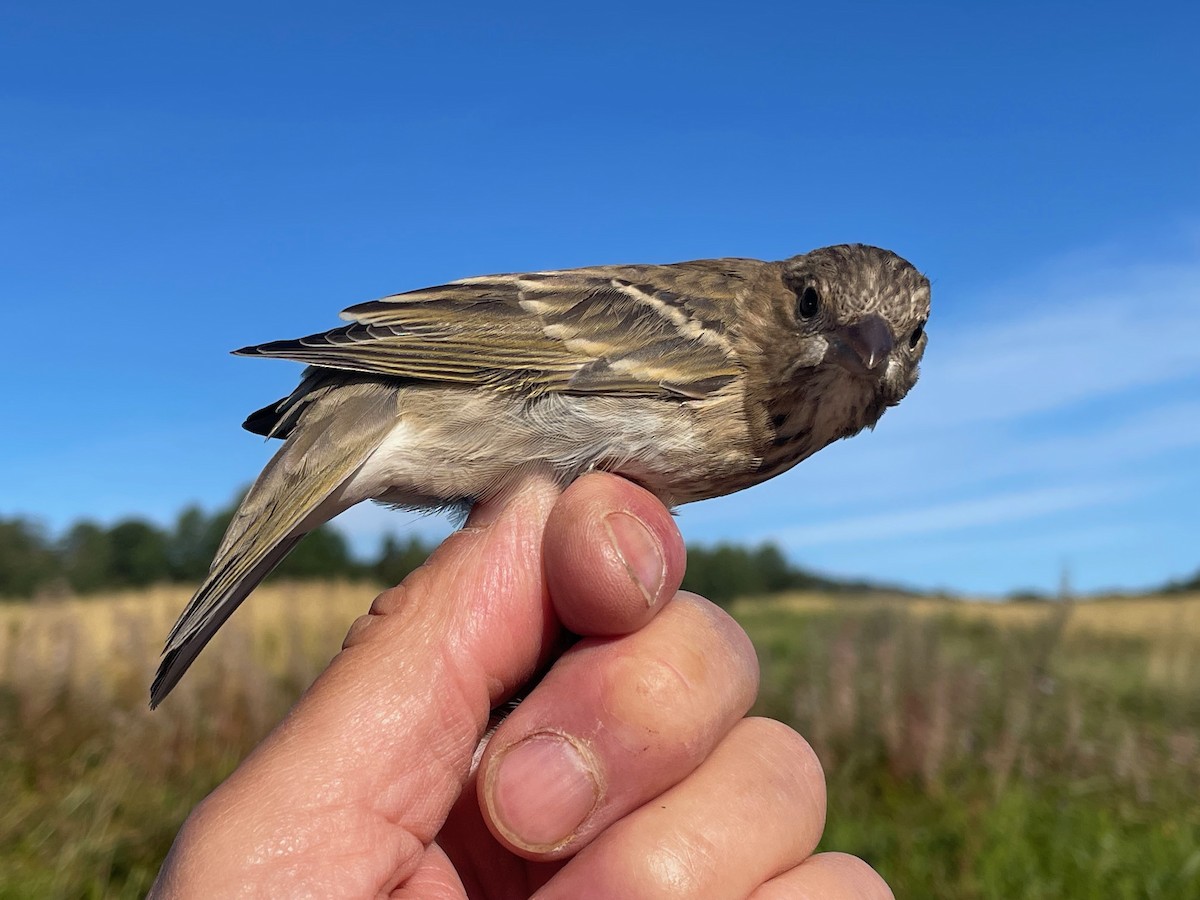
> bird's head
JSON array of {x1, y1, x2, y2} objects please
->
[{"x1": 777, "y1": 243, "x2": 930, "y2": 412}]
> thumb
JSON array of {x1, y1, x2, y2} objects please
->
[{"x1": 160, "y1": 474, "x2": 561, "y2": 895}]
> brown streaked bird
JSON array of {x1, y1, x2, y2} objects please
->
[{"x1": 151, "y1": 243, "x2": 930, "y2": 706}]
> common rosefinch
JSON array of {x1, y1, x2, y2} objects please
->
[{"x1": 152, "y1": 243, "x2": 930, "y2": 706}]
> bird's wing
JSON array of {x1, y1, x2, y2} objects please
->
[{"x1": 236, "y1": 261, "x2": 759, "y2": 400}]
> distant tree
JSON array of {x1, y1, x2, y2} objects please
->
[
  {"x1": 1162, "y1": 569, "x2": 1200, "y2": 594},
  {"x1": 272, "y1": 526, "x2": 358, "y2": 580},
  {"x1": 684, "y1": 542, "x2": 786, "y2": 606},
  {"x1": 168, "y1": 488, "x2": 247, "y2": 584},
  {"x1": 60, "y1": 520, "x2": 115, "y2": 594},
  {"x1": 5, "y1": 489, "x2": 922, "y2": 601},
  {"x1": 680, "y1": 540, "x2": 891, "y2": 606},
  {"x1": 0, "y1": 517, "x2": 57, "y2": 598},
  {"x1": 167, "y1": 505, "x2": 215, "y2": 581},
  {"x1": 108, "y1": 519, "x2": 172, "y2": 587},
  {"x1": 375, "y1": 534, "x2": 431, "y2": 586},
  {"x1": 1007, "y1": 588, "x2": 1051, "y2": 603},
  {"x1": 752, "y1": 543, "x2": 795, "y2": 593},
  {"x1": 165, "y1": 488, "x2": 399, "y2": 587}
]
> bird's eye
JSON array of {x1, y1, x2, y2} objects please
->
[
  {"x1": 908, "y1": 319, "x2": 926, "y2": 349},
  {"x1": 796, "y1": 285, "x2": 821, "y2": 320}
]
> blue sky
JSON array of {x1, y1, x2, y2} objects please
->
[{"x1": 3, "y1": 1, "x2": 1198, "y2": 595}]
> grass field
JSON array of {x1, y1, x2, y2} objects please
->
[{"x1": 2, "y1": 583, "x2": 1198, "y2": 898}]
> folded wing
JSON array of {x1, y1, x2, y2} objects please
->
[{"x1": 236, "y1": 262, "x2": 753, "y2": 401}]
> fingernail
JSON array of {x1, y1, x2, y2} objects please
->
[
  {"x1": 604, "y1": 512, "x2": 665, "y2": 607},
  {"x1": 488, "y1": 733, "x2": 600, "y2": 850}
]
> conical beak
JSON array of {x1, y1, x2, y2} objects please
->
[{"x1": 831, "y1": 314, "x2": 894, "y2": 375}]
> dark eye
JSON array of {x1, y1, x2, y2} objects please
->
[
  {"x1": 908, "y1": 319, "x2": 926, "y2": 349},
  {"x1": 796, "y1": 285, "x2": 821, "y2": 319}
]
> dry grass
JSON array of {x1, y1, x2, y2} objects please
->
[
  {"x1": 0, "y1": 581, "x2": 373, "y2": 715},
  {"x1": 2, "y1": 585, "x2": 1199, "y2": 898},
  {"x1": 763, "y1": 589, "x2": 1200, "y2": 639},
  {"x1": 0, "y1": 581, "x2": 380, "y2": 898}
]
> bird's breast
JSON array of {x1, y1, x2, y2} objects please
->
[
  {"x1": 340, "y1": 385, "x2": 761, "y2": 509},
  {"x1": 751, "y1": 369, "x2": 885, "y2": 484}
]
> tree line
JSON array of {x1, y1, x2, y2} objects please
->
[
  {"x1": 0, "y1": 502, "x2": 427, "y2": 601},
  {"x1": 0, "y1": 499, "x2": 903, "y2": 606}
]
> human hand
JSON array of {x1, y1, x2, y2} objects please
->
[{"x1": 150, "y1": 473, "x2": 892, "y2": 898}]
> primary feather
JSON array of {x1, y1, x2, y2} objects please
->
[{"x1": 236, "y1": 263, "x2": 748, "y2": 399}]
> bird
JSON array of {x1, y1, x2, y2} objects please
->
[{"x1": 151, "y1": 243, "x2": 930, "y2": 706}]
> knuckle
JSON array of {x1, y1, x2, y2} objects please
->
[
  {"x1": 341, "y1": 613, "x2": 375, "y2": 650},
  {"x1": 340, "y1": 582, "x2": 414, "y2": 650},
  {"x1": 600, "y1": 650, "x2": 706, "y2": 754},
  {"x1": 672, "y1": 595, "x2": 761, "y2": 698},
  {"x1": 596, "y1": 600, "x2": 763, "y2": 750},
  {"x1": 738, "y1": 717, "x2": 826, "y2": 808}
]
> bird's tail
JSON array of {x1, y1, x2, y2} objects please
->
[{"x1": 150, "y1": 381, "x2": 398, "y2": 707}]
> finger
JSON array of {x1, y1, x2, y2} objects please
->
[
  {"x1": 749, "y1": 853, "x2": 895, "y2": 900},
  {"x1": 543, "y1": 472, "x2": 686, "y2": 636},
  {"x1": 479, "y1": 594, "x2": 758, "y2": 857},
  {"x1": 162, "y1": 474, "x2": 563, "y2": 896},
  {"x1": 389, "y1": 843, "x2": 468, "y2": 900},
  {"x1": 533, "y1": 718, "x2": 827, "y2": 899}
]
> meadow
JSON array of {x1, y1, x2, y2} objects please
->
[{"x1": 1, "y1": 583, "x2": 1198, "y2": 898}]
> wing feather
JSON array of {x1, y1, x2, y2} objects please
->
[{"x1": 236, "y1": 261, "x2": 759, "y2": 398}]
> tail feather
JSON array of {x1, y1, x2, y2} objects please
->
[
  {"x1": 150, "y1": 533, "x2": 304, "y2": 706},
  {"x1": 242, "y1": 397, "x2": 291, "y2": 438},
  {"x1": 151, "y1": 381, "x2": 399, "y2": 708},
  {"x1": 241, "y1": 367, "x2": 331, "y2": 440}
]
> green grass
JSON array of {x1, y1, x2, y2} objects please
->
[
  {"x1": 738, "y1": 597, "x2": 1200, "y2": 899},
  {"x1": 2, "y1": 585, "x2": 1198, "y2": 897}
]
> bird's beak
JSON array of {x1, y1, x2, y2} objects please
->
[{"x1": 828, "y1": 314, "x2": 894, "y2": 377}]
